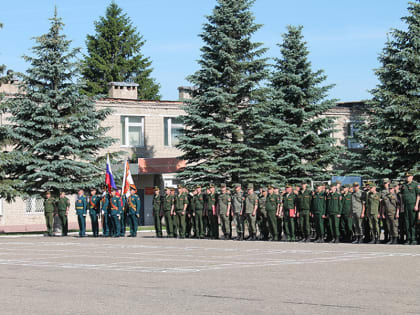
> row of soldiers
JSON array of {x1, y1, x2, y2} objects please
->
[
  {"x1": 151, "y1": 173, "x2": 420, "y2": 244},
  {"x1": 43, "y1": 186, "x2": 141, "y2": 238},
  {"x1": 43, "y1": 173, "x2": 420, "y2": 245}
]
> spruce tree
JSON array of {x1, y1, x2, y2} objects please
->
[
  {"x1": 0, "y1": 22, "x2": 20, "y2": 201},
  {"x1": 269, "y1": 25, "x2": 340, "y2": 184},
  {"x1": 177, "y1": 0, "x2": 270, "y2": 186},
  {"x1": 6, "y1": 10, "x2": 117, "y2": 197},
  {"x1": 355, "y1": 1, "x2": 420, "y2": 178},
  {"x1": 82, "y1": 2, "x2": 160, "y2": 100}
]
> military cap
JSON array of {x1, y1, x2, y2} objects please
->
[
  {"x1": 330, "y1": 182, "x2": 337, "y2": 187},
  {"x1": 177, "y1": 184, "x2": 183, "y2": 189},
  {"x1": 170, "y1": 187, "x2": 175, "y2": 191},
  {"x1": 370, "y1": 183, "x2": 377, "y2": 188},
  {"x1": 233, "y1": 183, "x2": 241, "y2": 188},
  {"x1": 267, "y1": 185, "x2": 274, "y2": 190},
  {"x1": 165, "y1": 187, "x2": 170, "y2": 190},
  {"x1": 285, "y1": 184, "x2": 292, "y2": 188},
  {"x1": 153, "y1": 186, "x2": 160, "y2": 191},
  {"x1": 405, "y1": 172, "x2": 413, "y2": 177},
  {"x1": 209, "y1": 183, "x2": 215, "y2": 188},
  {"x1": 383, "y1": 178, "x2": 391, "y2": 183},
  {"x1": 391, "y1": 183, "x2": 398, "y2": 188},
  {"x1": 247, "y1": 183, "x2": 254, "y2": 189},
  {"x1": 261, "y1": 187, "x2": 267, "y2": 191},
  {"x1": 220, "y1": 183, "x2": 227, "y2": 188},
  {"x1": 45, "y1": 191, "x2": 51, "y2": 194},
  {"x1": 196, "y1": 185, "x2": 201, "y2": 189},
  {"x1": 353, "y1": 182, "x2": 360, "y2": 187},
  {"x1": 336, "y1": 180, "x2": 342, "y2": 184},
  {"x1": 90, "y1": 187, "x2": 97, "y2": 191},
  {"x1": 344, "y1": 184, "x2": 350, "y2": 188}
]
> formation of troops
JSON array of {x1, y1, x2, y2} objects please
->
[{"x1": 43, "y1": 172, "x2": 420, "y2": 245}]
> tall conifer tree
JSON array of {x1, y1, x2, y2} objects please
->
[
  {"x1": 6, "y1": 10, "x2": 117, "y2": 197},
  {"x1": 177, "y1": 0, "x2": 269, "y2": 186},
  {"x1": 269, "y1": 25, "x2": 340, "y2": 183},
  {"x1": 354, "y1": 1, "x2": 420, "y2": 178},
  {"x1": 82, "y1": 2, "x2": 160, "y2": 100}
]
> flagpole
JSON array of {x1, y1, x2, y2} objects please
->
[{"x1": 122, "y1": 158, "x2": 128, "y2": 197}]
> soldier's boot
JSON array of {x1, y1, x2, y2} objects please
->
[
  {"x1": 368, "y1": 236, "x2": 375, "y2": 244},
  {"x1": 305, "y1": 237, "x2": 310, "y2": 242},
  {"x1": 238, "y1": 233, "x2": 244, "y2": 241},
  {"x1": 386, "y1": 237, "x2": 393, "y2": 245},
  {"x1": 411, "y1": 240, "x2": 418, "y2": 245},
  {"x1": 334, "y1": 238, "x2": 340, "y2": 243},
  {"x1": 391, "y1": 237, "x2": 398, "y2": 245},
  {"x1": 251, "y1": 233, "x2": 257, "y2": 241},
  {"x1": 374, "y1": 237, "x2": 379, "y2": 244},
  {"x1": 352, "y1": 236, "x2": 359, "y2": 244}
]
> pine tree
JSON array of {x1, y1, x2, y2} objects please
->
[
  {"x1": 355, "y1": 1, "x2": 420, "y2": 178},
  {"x1": 269, "y1": 25, "x2": 340, "y2": 184},
  {"x1": 5, "y1": 9, "x2": 117, "y2": 197},
  {"x1": 82, "y1": 2, "x2": 160, "y2": 100},
  {"x1": 177, "y1": 0, "x2": 270, "y2": 186}
]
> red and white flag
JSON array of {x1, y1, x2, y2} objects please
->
[{"x1": 122, "y1": 159, "x2": 136, "y2": 197}]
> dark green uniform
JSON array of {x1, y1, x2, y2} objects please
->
[
  {"x1": 152, "y1": 193, "x2": 163, "y2": 237},
  {"x1": 101, "y1": 193, "x2": 110, "y2": 237},
  {"x1": 88, "y1": 195, "x2": 101, "y2": 237},
  {"x1": 109, "y1": 195, "x2": 121, "y2": 237},
  {"x1": 43, "y1": 197, "x2": 56, "y2": 236},
  {"x1": 311, "y1": 191, "x2": 326, "y2": 241},
  {"x1": 218, "y1": 192, "x2": 231, "y2": 239},
  {"x1": 266, "y1": 193, "x2": 279, "y2": 241},
  {"x1": 127, "y1": 193, "x2": 141, "y2": 237},
  {"x1": 258, "y1": 195, "x2": 269, "y2": 240},
  {"x1": 275, "y1": 193, "x2": 283, "y2": 241},
  {"x1": 120, "y1": 195, "x2": 127, "y2": 237},
  {"x1": 75, "y1": 195, "x2": 87, "y2": 236},
  {"x1": 163, "y1": 194, "x2": 174, "y2": 237},
  {"x1": 283, "y1": 192, "x2": 296, "y2": 241},
  {"x1": 194, "y1": 192, "x2": 205, "y2": 238},
  {"x1": 401, "y1": 181, "x2": 420, "y2": 244},
  {"x1": 366, "y1": 191, "x2": 380, "y2": 242},
  {"x1": 175, "y1": 192, "x2": 189, "y2": 238},
  {"x1": 341, "y1": 192, "x2": 353, "y2": 241},
  {"x1": 297, "y1": 189, "x2": 312, "y2": 240},
  {"x1": 56, "y1": 197, "x2": 70, "y2": 236},
  {"x1": 207, "y1": 193, "x2": 218, "y2": 239},
  {"x1": 327, "y1": 191, "x2": 342, "y2": 242}
]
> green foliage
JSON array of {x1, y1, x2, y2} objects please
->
[
  {"x1": 82, "y1": 2, "x2": 160, "y2": 100},
  {"x1": 268, "y1": 25, "x2": 340, "y2": 184},
  {"x1": 177, "y1": 0, "x2": 271, "y2": 187},
  {"x1": 5, "y1": 9, "x2": 119, "y2": 197},
  {"x1": 354, "y1": 1, "x2": 420, "y2": 178}
]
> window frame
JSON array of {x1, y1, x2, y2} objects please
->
[
  {"x1": 120, "y1": 115, "x2": 145, "y2": 148},
  {"x1": 164, "y1": 117, "x2": 184, "y2": 147}
]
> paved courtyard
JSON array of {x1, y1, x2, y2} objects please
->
[{"x1": 0, "y1": 232, "x2": 419, "y2": 314}]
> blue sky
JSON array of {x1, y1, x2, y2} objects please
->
[{"x1": 0, "y1": 0, "x2": 409, "y2": 101}]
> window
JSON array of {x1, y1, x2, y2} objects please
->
[
  {"x1": 164, "y1": 117, "x2": 184, "y2": 147},
  {"x1": 347, "y1": 122, "x2": 363, "y2": 149},
  {"x1": 121, "y1": 116, "x2": 145, "y2": 147},
  {"x1": 25, "y1": 198, "x2": 44, "y2": 214}
]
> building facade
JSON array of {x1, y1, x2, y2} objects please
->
[{"x1": 0, "y1": 81, "x2": 363, "y2": 232}]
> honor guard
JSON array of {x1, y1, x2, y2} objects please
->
[{"x1": 75, "y1": 189, "x2": 87, "y2": 237}]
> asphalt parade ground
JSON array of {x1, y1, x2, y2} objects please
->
[{"x1": 0, "y1": 232, "x2": 419, "y2": 315}]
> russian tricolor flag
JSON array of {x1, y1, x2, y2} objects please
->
[{"x1": 105, "y1": 154, "x2": 117, "y2": 193}]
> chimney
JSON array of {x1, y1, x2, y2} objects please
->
[
  {"x1": 178, "y1": 86, "x2": 197, "y2": 101},
  {"x1": 108, "y1": 82, "x2": 139, "y2": 100}
]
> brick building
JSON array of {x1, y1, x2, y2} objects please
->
[{"x1": 0, "y1": 80, "x2": 364, "y2": 233}]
